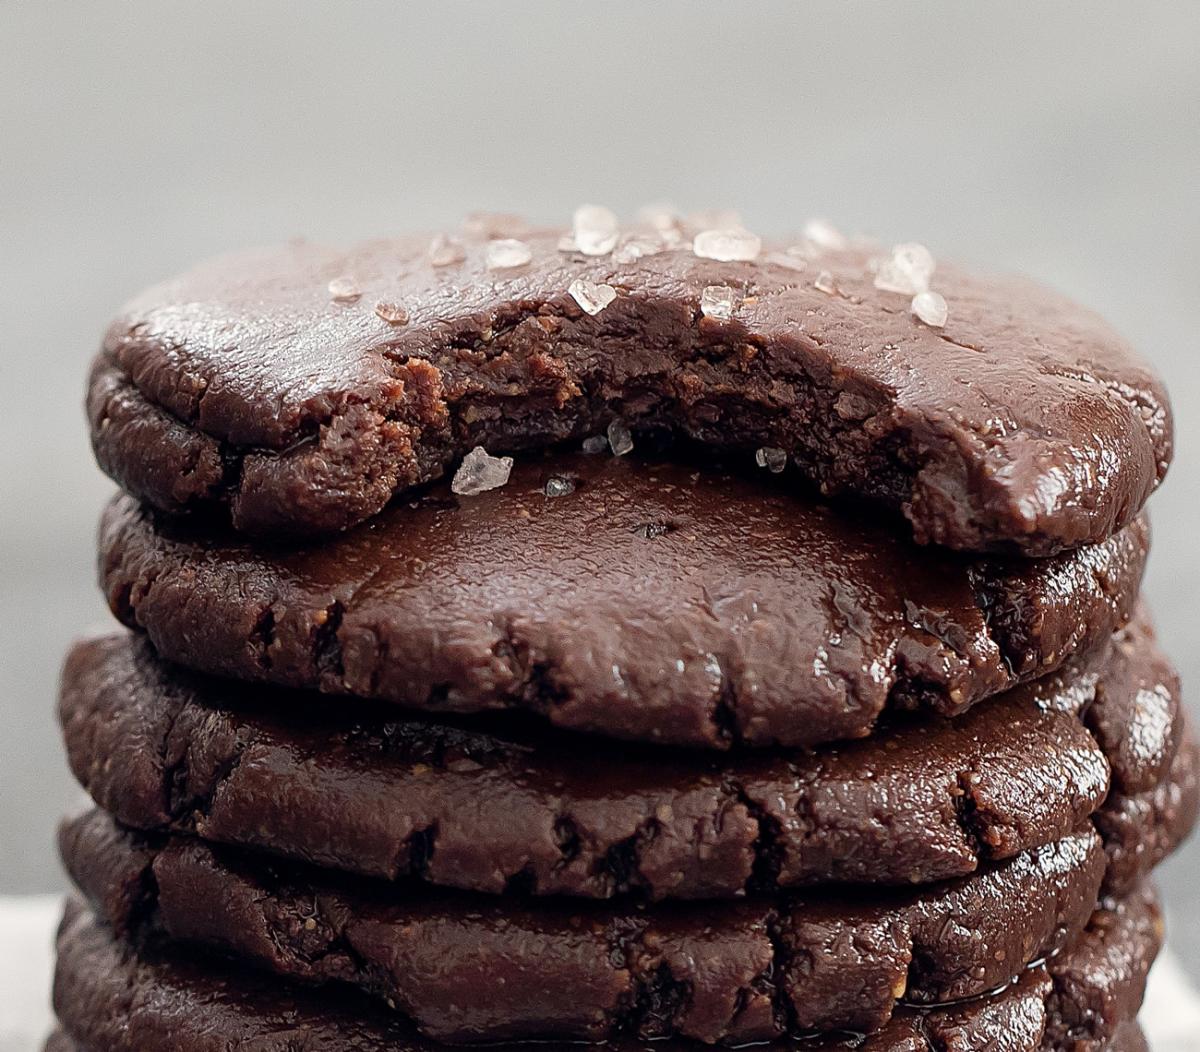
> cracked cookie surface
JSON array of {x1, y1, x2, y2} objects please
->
[
  {"x1": 59, "y1": 619, "x2": 1195, "y2": 900},
  {"x1": 62, "y1": 810, "x2": 1110, "y2": 1043},
  {"x1": 47, "y1": 889, "x2": 1162, "y2": 1052},
  {"x1": 89, "y1": 229, "x2": 1171, "y2": 553},
  {"x1": 98, "y1": 452, "x2": 1148, "y2": 749}
]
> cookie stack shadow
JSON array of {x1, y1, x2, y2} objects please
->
[{"x1": 52, "y1": 228, "x2": 1197, "y2": 1052}]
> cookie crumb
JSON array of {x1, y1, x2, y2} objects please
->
[
  {"x1": 327, "y1": 276, "x2": 361, "y2": 302},
  {"x1": 700, "y1": 284, "x2": 737, "y2": 320},
  {"x1": 572, "y1": 204, "x2": 620, "y2": 256},
  {"x1": 429, "y1": 235, "x2": 466, "y2": 267},
  {"x1": 582, "y1": 435, "x2": 609, "y2": 454},
  {"x1": 814, "y1": 270, "x2": 836, "y2": 294},
  {"x1": 568, "y1": 278, "x2": 618, "y2": 315},
  {"x1": 756, "y1": 447, "x2": 788, "y2": 473},
  {"x1": 692, "y1": 227, "x2": 761, "y2": 262},
  {"x1": 874, "y1": 243, "x2": 936, "y2": 295},
  {"x1": 485, "y1": 239, "x2": 532, "y2": 270},
  {"x1": 373, "y1": 301, "x2": 410, "y2": 325},
  {"x1": 803, "y1": 218, "x2": 847, "y2": 250},
  {"x1": 607, "y1": 419, "x2": 634, "y2": 456},
  {"x1": 544, "y1": 475, "x2": 577, "y2": 497},
  {"x1": 911, "y1": 290, "x2": 949, "y2": 328},
  {"x1": 451, "y1": 446, "x2": 514, "y2": 495}
]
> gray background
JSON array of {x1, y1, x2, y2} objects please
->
[{"x1": 3, "y1": 1, "x2": 1198, "y2": 973}]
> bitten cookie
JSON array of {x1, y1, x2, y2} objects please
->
[{"x1": 89, "y1": 219, "x2": 1171, "y2": 551}]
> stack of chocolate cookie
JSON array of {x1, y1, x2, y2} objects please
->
[{"x1": 53, "y1": 211, "x2": 1196, "y2": 1052}]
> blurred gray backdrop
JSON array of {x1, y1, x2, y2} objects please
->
[{"x1": 3, "y1": 1, "x2": 1198, "y2": 971}]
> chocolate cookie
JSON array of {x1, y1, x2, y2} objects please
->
[
  {"x1": 48, "y1": 888, "x2": 1162, "y2": 1052},
  {"x1": 61, "y1": 624, "x2": 1191, "y2": 899},
  {"x1": 61, "y1": 810, "x2": 1108, "y2": 1043},
  {"x1": 88, "y1": 223, "x2": 1171, "y2": 552},
  {"x1": 98, "y1": 452, "x2": 1149, "y2": 750}
]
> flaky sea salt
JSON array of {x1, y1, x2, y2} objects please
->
[
  {"x1": 692, "y1": 228, "x2": 761, "y2": 262},
  {"x1": 486, "y1": 239, "x2": 532, "y2": 270},
  {"x1": 637, "y1": 203, "x2": 679, "y2": 230},
  {"x1": 700, "y1": 285, "x2": 737, "y2": 320},
  {"x1": 328, "y1": 276, "x2": 361, "y2": 302},
  {"x1": 451, "y1": 446, "x2": 514, "y2": 496},
  {"x1": 582, "y1": 435, "x2": 609, "y2": 454},
  {"x1": 911, "y1": 290, "x2": 949, "y2": 328},
  {"x1": 813, "y1": 270, "x2": 836, "y2": 294},
  {"x1": 374, "y1": 301, "x2": 410, "y2": 325},
  {"x1": 636, "y1": 204, "x2": 685, "y2": 246},
  {"x1": 607, "y1": 419, "x2": 634, "y2": 456},
  {"x1": 544, "y1": 475, "x2": 577, "y2": 497},
  {"x1": 755, "y1": 447, "x2": 788, "y2": 473},
  {"x1": 613, "y1": 235, "x2": 665, "y2": 264},
  {"x1": 874, "y1": 243, "x2": 936, "y2": 295},
  {"x1": 429, "y1": 234, "x2": 466, "y2": 267},
  {"x1": 803, "y1": 219, "x2": 847, "y2": 251},
  {"x1": 568, "y1": 278, "x2": 617, "y2": 315},
  {"x1": 572, "y1": 204, "x2": 620, "y2": 256}
]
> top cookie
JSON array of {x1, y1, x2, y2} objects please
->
[{"x1": 88, "y1": 213, "x2": 1170, "y2": 552}]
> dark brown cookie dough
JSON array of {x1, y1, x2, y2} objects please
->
[
  {"x1": 48, "y1": 888, "x2": 1162, "y2": 1052},
  {"x1": 89, "y1": 225, "x2": 1171, "y2": 552},
  {"x1": 61, "y1": 810, "x2": 1108, "y2": 1043},
  {"x1": 98, "y1": 452, "x2": 1149, "y2": 750},
  {"x1": 63, "y1": 624, "x2": 1183, "y2": 899}
]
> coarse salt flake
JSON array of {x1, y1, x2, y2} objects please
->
[
  {"x1": 429, "y1": 235, "x2": 465, "y2": 267},
  {"x1": 755, "y1": 447, "x2": 788, "y2": 473},
  {"x1": 692, "y1": 227, "x2": 761, "y2": 262},
  {"x1": 486, "y1": 239, "x2": 532, "y2": 270},
  {"x1": 637, "y1": 203, "x2": 680, "y2": 231},
  {"x1": 700, "y1": 285, "x2": 737, "y2": 320},
  {"x1": 568, "y1": 278, "x2": 618, "y2": 315},
  {"x1": 544, "y1": 475, "x2": 577, "y2": 497},
  {"x1": 374, "y1": 301, "x2": 410, "y2": 325},
  {"x1": 813, "y1": 270, "x2": 836, "y2": 294},
  {"x1": 572, "y1": 204, "x2": 620, "y2": 256},
  {"x1": 607, "y1": 419, "x2": 634, "y2": 456},
  {"x1": 802, "y1": 219, "x2": 847, "y2": 250},
  {"x1": 328, "y1": 276, "x2": 361, "y2": 302},
  {"x1": 911, "y1": 290, "x2": 949, "y2": 328},
  {"x1": 613, "y1": 236, "x2": 665, "y2": 264},
  {"x1": 874, "y1": 243, "x2": 936, "y2": 295},
  {"x1": 582, "y1": 435, "x2": 609, "y2": 454},
  {"x1": 451, "y1": 446, "x2": 514, "y2": 496}
]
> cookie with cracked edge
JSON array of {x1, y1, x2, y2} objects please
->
[
  {"x1": 60, "y1": 620, "x2": 1193, "y2": 900},
  {"x1": 87, "y1": 225, "x2": 1171, "y2": 552},
  {"x1": 62, "y1": 810, "x2": 1111, "y2": 1043},
  {"x1": 47, "y1": 888, "x2": 1163, "y2": 1052},
  {"x1": 97, "y1": 452, "x2": 1149, "y2": 750}
]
